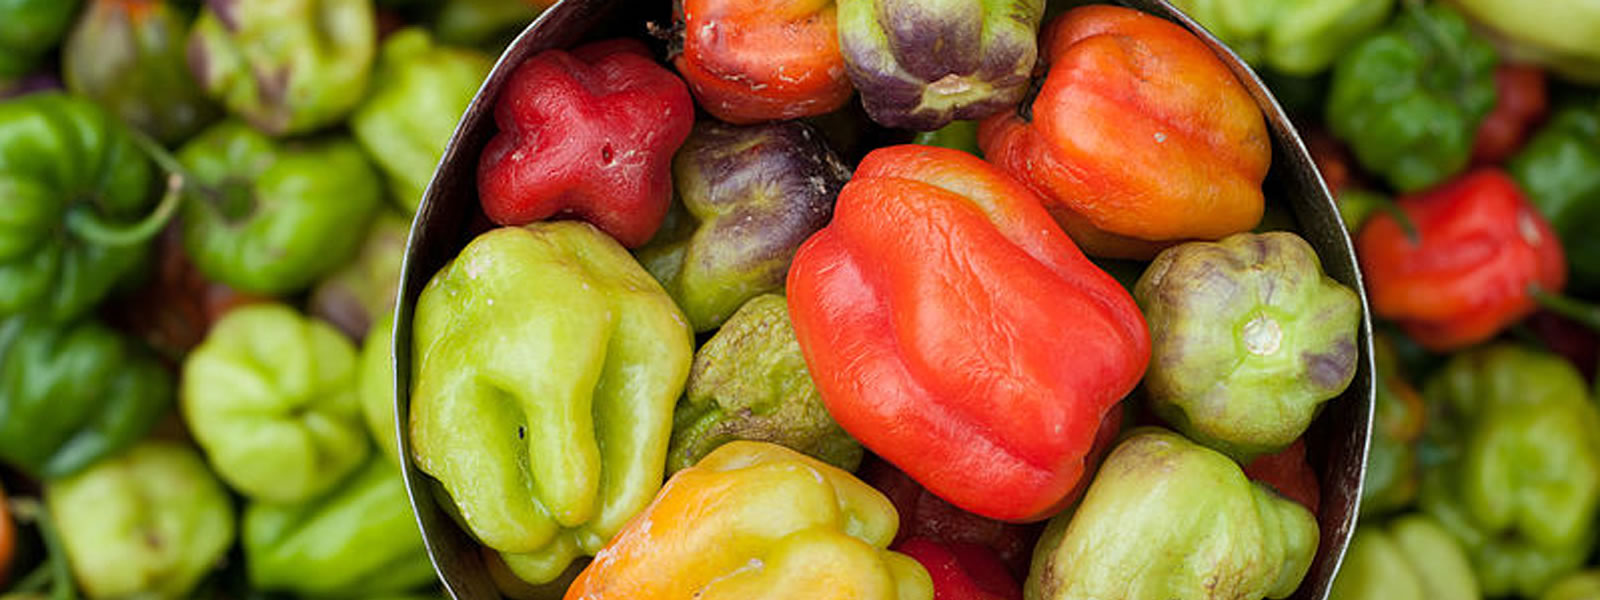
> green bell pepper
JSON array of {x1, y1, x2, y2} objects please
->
[
  {"x1": 309, "y1": 209, "x2": 408, "y2": 340},
  {"x1": 187, "y1": 0, "x2": 376, "y2": 136},
  {"x1": 1361, "y1": 334, "x2": 1426, "y2": 516},
  {"x1": 360, "y1": 311, "x2": 399, "y2": 463},
  {"x1": 244, "y1": 458, "x2": 434, "y2": 597},
  {"x1": 62, "y1": 0, "x2": 218, "y2": 144},
  {"x1": 181, "y1": 303, "x2": 370, "y2": 504},
  {"x1": 1025, "y1": 428, "x2": 1318, "y2": 600},
  {"x1": 1452, "y1": 0, "x2": 1600, "y2": 84},
  {"x1": 1134, "y1": 232, "x2": 1361, "y2": 460},
  {"x1": 667, "y1": 294, "x2": 861, "y2": 474},
  {"x1": 0, "y1": 92, "x2": 165, "y2": 322},
  {"x1": 411, "y1": 221, "x2": 693, "y2": 585},
  {"x1": 1326, "y1": 1, "x2": 1497, "y2": 192},
  {"x1": 1420, "y1": 345, "x2": 1600, "y2": 598},
  {"x1": 0, "y1": 0, "x2": 81, "y2": 82},
  {"x1": 1169, "y1": 0, "x2": 1393, "y2": 75},
  {"x1": 0, "y1": 314, "x2": 171, "y2": 479},
  {"x1": 45, "y1": 441, "x2": 234, "y2": 600},
  {"x1": 1328, "y1": 514, "x2": 1480, "y2": 600},
  {"x1": 178, "y1": 121, "x2": 382, "y2": 295},
  {"x1": 350, "y1": 28, "x2": 490, "y2": 214},
  {"x1": 1508, "y1": 104, "x2": 1600, "y2": 294},
  {"x1": 1545, "y1": 571, "x2": 1600, "y2": 600}
]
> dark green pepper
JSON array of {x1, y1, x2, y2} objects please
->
[
  {"x1": 667, "y1": 294, "x2": 861, "y2": 474},
  {"x1": 1326, "y1": 2, "x2": 1497, "y2": 193},
  {"x1": 178, "y1": 121, "x2": 382, "y2": 295},
  {"x1": 0, "y1": 0, "x2": 81, "y2": 82},
  {"x1": 1508, "y1": 104, "x2": 1600, "y2": 294},
  {"x1": 62, "y1": 0, "x2": 218, "y2": 144},
  {"x1": 0, "y1": 314, "x2": 171, "y2": 479}
]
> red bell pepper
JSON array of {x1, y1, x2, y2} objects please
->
[
  {"x1": 1358, "y1": 168, "x2": 1567, "y2": 351},
  {"x1": 786, "y1": 144, "x2": 1150, "y2": 522},
  {"x1": 1471, "y1": 64, "x2": 1548, "y2": 165},
  {"x1": 1242, "y1": 439, "x2": 1321, "y2": 515},
  {"x1": 671, "y1": 0, "x2": 852, "y2": 124},
  {"x1": 478, "y1": 39, "x2": 694, "y2": 248},
  {"x1": 894, "y1": 538, "x2": 1021, "y2": 600}
]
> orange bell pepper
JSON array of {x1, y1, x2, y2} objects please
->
[
  {"x1": 978, "y1": 4, "x2": 1269, "y2": 259},
  {"x1": 671, "y1": 0, "x2": 852, "y2": 124}
]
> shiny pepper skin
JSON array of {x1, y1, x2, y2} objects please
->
[{"x1": 671, "y1": 0, "x2": 853, "y2": 124}]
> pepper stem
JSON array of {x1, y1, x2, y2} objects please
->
[
  {"x1": 1531, "y1": 287, "x2": 1600, "y2": 331},
  {"x1": 66, "y1": 173, "x2": 184, "y2": 247},
  {"x1": 9, "y1": 498, "x2": 79, "y2": 600}
]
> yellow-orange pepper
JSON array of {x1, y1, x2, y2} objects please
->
[{"x1": 564, "y1": 441, "x2": 932, "y2": 600}]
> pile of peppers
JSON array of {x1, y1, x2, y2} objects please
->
[{"x1": 1, "y1": 1, "x2": 1598, "y2": 600}]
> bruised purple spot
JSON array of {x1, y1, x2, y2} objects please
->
[
  {"x1": 209, "y1": 0, "x2": 241, "y2": 31},
  {"x1": 186, "y1": 37, "x2": 212, "y2": 87},
  {"x1": 1303, "y1": 339, "x2": 1357, "y2": 392},
  {"x1": 254, "y1": 63, "x2": 291, "y2": 108}
]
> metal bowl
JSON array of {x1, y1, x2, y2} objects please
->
[{"x1": 392, "y1": 1, "x2": 1375, "y2": 598}]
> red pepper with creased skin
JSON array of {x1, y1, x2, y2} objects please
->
[
  {"x1": 1358, "y1": 168, "x2": 1566, "y2": 351},
  {"x1": 478, "y1": 39, "x2": 694, "y2": 248},
  {"x1": 786, "y1": 144, "x2": 1150, "y2": 522},
  {"x1": 895, "y1": 538, "x2": 1021, "y2": 600},
  {"x1": 672, "y1": 0, "x2": 852, "y2": 124},
  {"x1": 1243, "y1": 439, "x2": 1321, "y2": 515},
  {"x1": 1471, "y1": 64, "x2": 1548, "y2": 165}
]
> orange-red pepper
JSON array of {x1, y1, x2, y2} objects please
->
[
  {"x1": 786, "y1": 144, "x2": 1149, "y2": 522},
  {"x1": 978, "y1": 4, "x2": 1269, "y2": 259},
  {"x1": 672, "y1": 0, "x2": 852, "y2": 124}
]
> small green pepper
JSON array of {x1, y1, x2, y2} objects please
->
[
  {"x1": 1328, "y1": 514, "x2": 1480, "y2": 600},
  {"x1": 1326, "y1": 2, "x2": 1497, "y2": 192},
  {"x1": 1508, "y1": 104, "x2": 1600, "y2": 294},
  {"x1": 0, "y1": 0, "x2": 81, "y2": 81},
  {"x1": 62, "y1": 0, "x2": 218, "y2": 143},
  {"x1": 360, "y1": 312, "x2": 399, "y2": 463},
  {"x1": 1169, "y1": 0, "x2": 1393, "y2": 75}
]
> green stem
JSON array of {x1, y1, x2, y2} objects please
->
[
  {"x1": 1532, "y1": 288, "x2": 1600, "y2": 331},
  {"x1": 66, "y1": 173, "x2": 184, "y2": 247},
  {"x1": 1378, "y1": 202, "x2": 1421, "y2": 243},
  {"x1": 8, "y1": 499, "x2": 77, "y2": 600}
]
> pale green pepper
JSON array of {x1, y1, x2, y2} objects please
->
[{"x1": 1169, "y1": 0, "x2": 1394, "y2": 75}]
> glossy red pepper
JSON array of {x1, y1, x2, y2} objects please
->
[
  {"x1": 1358, "y1": 169, "x2": 1567, "y2": 351},
  {"x1": 1242, "y1": 439, "x2": 1321, "y2": 515},
  {"x1": 895, "y1": 538, "x2": 1021, "y2": 600},
  {"x1": 672, "y1": 0, "x2": 852, "y2": 124},
  {"x1": 786, "y1": 144, "x2": 1150, "y2": 522},
  {"x1": 478, "y1": 39, "x2": 694, "y2": 248},
  {"x1": 1471, "y1": 64, "x2": 1548, "y2": 165}
]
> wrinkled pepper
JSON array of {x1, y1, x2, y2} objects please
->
[
  {"x1": 1168, "y1": 0, "x2": 1392, "y2": 75},
  {"x1": 309, "y1": 210, "x2": 408, "y2": 340},
  {"x1": 980, "y1": 4, "x2": 1270, "y2": 259},
  {"x1": 0, "y1": 314, "x2": 171, "y2": 479},
  {"x1": 1508, "y1": 104, "x2": 1600, "y2": 294},
  {"x1": 786, "y1": 144, "x2": 1149, "y2": 522},
  {"x1": 563, "y1": 441, "x2": 933, "y2": 600},
  {"x1": 672, "y1": 0, "x2": 852, "y2": 124},
  {"x1": 0, "y1": 0, "x2": 80, "y2": 81},
  {"x1": 46, "y1": 441, "x2": 234, "y2": 600},
  {"x1": 1135, "y1": 232, "x2": 1360, "y2": 460},
  {"x1": 859, "y1": 457, "x2": 1045, "y2": 580},
  {"x1": 1472, "y1": 64, "x2": 1548, "y2": 164},
  {"x1": 187, "y1": 0, "x2": 376, "y2": 136},
  {"x1": 1420, "y1": 345, "x2": 1600, "y2": 598},
  {"x1": 351, "y1": 27, "x2": 491, "y2": 214},
  {"x1": 668, "y1": 294, "x2": 860, "y2": 473},
  {"x1": 181, "y1": 303, "x2": 370, "y2": 504},
  {"x1": 1358, "y1": 169, "x2": 1566, "y2": 351},
  {"x1": 63, "y1": 0, "x2": 219, "y2": 144},
  {"x1": 1326, "y1": 1, "x2": 1497, "y2": 192},
  {"x1": 1327, "y1": 514, "x2": 1480, "y2": 600},
  {"x1": 478, "y1": 40, "x2": 693, "y2": 248},
  {"x1": 894, "y1": 538, "x2": 1020, "y2": 600},
  {"x1": 0, "y1": 92, "x2": 160, "y2": 322},
  {"x1": 410, "y1": 221, "x2": 693, "y2": 584},
  {"x1": 1025, "y1": 428, "x2": 1318, "y2": 600},
  {"x1": 637, "y1": 119, "x2": 849, "y2": 331},
  {"x1": 360, "y1": 312, "x2": 399, "y2": 462},
  {"x1": 244, "y1": 458, "x2": 435, "y2": 597},
  {"x1": 1450, "y1": 0, "x2": 1600, "y2": 83},
  {"x1": 836, "y1": 0, "x2": 1043, "y2": 131},
  {"x1": 1361, "y1": 334, "x2": 1426, "y2": 516},
  {"x1": 179, "y1": 121, "x2": 382, "y2": 295},
  {"x1": 1545, "y1": 571, "x2": 1600, "y2": 600}
]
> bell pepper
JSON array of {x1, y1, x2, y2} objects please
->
[
  {"x1": 1025, "y1": 428, "x2": 1318, "y2": 600},
  {"x1": 672, "y1": 0, "x2": 852, "y2": 124},
  {"x1": 0, "y1": 314, "x2": 171, "y2": 479},
  {"x1": 979, "y1": 4, "x2": 1270, "y2": 259},
  {"x1": 1361, "y1": 334, "x2": 1426, "y2": 516},
  {"x1": 477, "y1": 39, "x2": 693, "y2": 248},
  {"x1": 1358, "y1": 169, "x2": 1566, "y2": 351},
  {"x1": 636, "y1": 119, "x2": 849, "y2": 331},
  {"x1": 1450, "y1": 0, "x2": 1600, "y2": 83},
  {"x1": 1545, "y1": 572, "x2": 1600, "y2": 600},
  {"x1": 1242, "y1": 439, "x2": 1321, "y2": 515},
  {"x1": 1472, "y1": 64, "x2": 1548, "y2": 164},
  {"x1": 309, "y1": 210, "x2": 408, "y2": 340},
  {"x1": 0, "y1": 0, "x2": 80, "y2": 82},
  {"x1": 181, "y1": 303, "x2": 370, "y2": 504},
  {"x1": 1508, "y1": 104, "x2": 1600, "y2": 294},
  {"x1": 894, "y1": 538, "x2": 1020, "y2": 600},
  {"x1": 563, "y1": 441, "x2": 933, "y2": 600},
  {"x1": 1419, "y1": 345, "x2": 1600, "y2": 598},
  {"x1": 45, "y1": 441, "x2": 234, "y2": 600},
  {"x1": 178, "y1": 121, "x2": 383, "y2": 295},
  {"x1": 1326, "y1": 1, "x2": 1498, "y2": 193},
  {"x1": 859, "y1": 457, "x2": 1043, "y2": 580},
  {"x1": 912, "y1": 120, "x2": 982, "y2": 156},
  {"x1": 1167, "y1": 0, "x2": 1393, "y2": 76},
  {"x1": 1134, "y1": 232, "x2": 1360, "y2": 460},
  {"x1": 667, "y1": 294, "x2": 860, "y2": 474},
  {"x1": 350, "y1": 27, "x2": 491, "y2": 214},
  {"x1": 62, "y1": 0, "x2": 219, "y2": 144},
  {"x1": 360, "y1": 312, "x2": 399, "y2": 462},
  {"x1": 786, "y1": 144, "x2": 1149, "y2": 522},
  {"x1": 0, "y1": 92, "x2": 162, "y2": 322},
  {"x1": 410, "y1": 221, "x2": 693, "y2": 584},
  {"x1": 187, "y1": 0, "x2": 376, "y2": 136},
  {"x1": 244, "y1": 458, "x2": 435, "y2": 597},
  {"x1": 1327, "y1": 514, "x2": 1480, "y2": 600},
  {"x1": 835, "y1": 0, "x2": 1043, "y2": 131}
]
